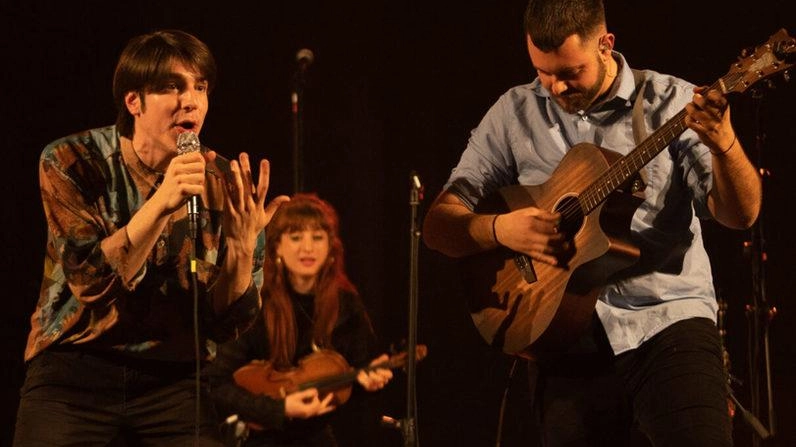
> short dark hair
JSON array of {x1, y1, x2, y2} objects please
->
[
  {"x1": 112, "y1": 29, "x2": 217, "y2": 138},
  {"x1": 523, "y1": 0, "x2": 606, "y2": 52}
]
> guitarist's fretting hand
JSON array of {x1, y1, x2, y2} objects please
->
[
  {"x1": 684, "y1": 85, "x2": 762, "y2": 230},
  {"x1": 493, "y1": 207, "x2": 572, "y2": 266},
  {"x1": 684, "y1": 86, "x2": 736, "y2": 155},
  {"x1": 356, "y1": 353, "x2": 394, "y2": 391}
]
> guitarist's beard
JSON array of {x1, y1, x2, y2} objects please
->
[{"x1": 552, "y1": 52, "x2": 608, "y2": 114}]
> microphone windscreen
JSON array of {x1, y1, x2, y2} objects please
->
[
  {"x1": 177, "y1": 131, "x2": 201, "y2": 154},
  {"x1": 296, "y1": 48, "x2": 315, "y2": 66}
]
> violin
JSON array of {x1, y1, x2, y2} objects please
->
[{"x1": 233, "y1": 345, "x2": 428, "y2": 429}]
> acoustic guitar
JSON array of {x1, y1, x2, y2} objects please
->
[{"x1": 464, "y1": 29, "x2": 795, "y2": 359}]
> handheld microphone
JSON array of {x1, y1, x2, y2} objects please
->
[{"x1": 176, "y1": 131, "x2": 201, "y2": 239}]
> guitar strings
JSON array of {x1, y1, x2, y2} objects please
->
[{"x1": 551, "y1": 74, "x2": 734, "y2": 229}]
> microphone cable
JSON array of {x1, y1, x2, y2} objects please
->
[{"x1": 190, "y1": 225, "x2": 201, "y2": 442}]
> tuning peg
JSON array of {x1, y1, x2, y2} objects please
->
[{"x1": 783, "y1": 70, "x2": 791, "y2": 82}]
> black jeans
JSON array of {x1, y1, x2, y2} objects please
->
[
  {"x1": 13, "y1": 348, "x2": 224, "y2": 447},
  {"x1": 532, "y1": 317, "x2": 733, "y2": 447}
]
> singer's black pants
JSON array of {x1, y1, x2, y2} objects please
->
[
  {"x1": 13, "y1": 347, "x2": 224, "y2": 447},
  {"x1": 530, "y1": 317, "x2": 733, "y2": 447}
]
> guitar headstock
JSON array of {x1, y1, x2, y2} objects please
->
[{"x1": 722, "y1": 28, "x2": 795, "y2": 95}]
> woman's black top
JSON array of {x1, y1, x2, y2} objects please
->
[{"x1": 206, "y1": 287, "x2": 376, "y2": 446}]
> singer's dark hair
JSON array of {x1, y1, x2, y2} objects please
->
[
  {"x1": 523, "y1": 0, "x2": 605, "y2": 51},
  {"x1": 112, "y1": 29, "x2": 217, "y2": 138},
  {"x1": 262, "y1": 193, "x2": 368, "y2": 369}
]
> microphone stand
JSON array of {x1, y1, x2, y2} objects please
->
[
  {"x1": 404, "y1": 171, "x2": 422, "y2": 447},
  {"x1": 383, "y1": 172, "x2": 423, "y2": 447},
  {"x1": 742, "y1": 89, "x2": 776, "y2": 446},
  {"x1": 291, "y1": 60, "x2": 307, "y2": 193}
]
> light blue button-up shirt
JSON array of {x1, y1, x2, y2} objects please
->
[{"x1": 446, "y1": 53, "x2": 718, "y2": 354}]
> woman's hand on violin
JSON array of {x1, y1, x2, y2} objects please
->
[
  {"x1": 357, "y1": 354, "x2": 394, "y2": 392},
  {"x1": 284, "y1": 388, "x2": 335, "y2": 419}
]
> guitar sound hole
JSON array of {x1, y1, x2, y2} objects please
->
[{"x1": 555, "y1": 196, "x2": 584, "y2": 238}]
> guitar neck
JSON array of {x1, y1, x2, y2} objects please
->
[
  {"x1": 578, "y1": 75, "x2": 733, "y2": 214},
  {"x1": 576, "y1": 27, "x2": 796, "y2": 214}
]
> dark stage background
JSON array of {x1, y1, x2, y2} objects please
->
[{"x1": 2, "y1": 1, "x2": 794, "y2": 446}]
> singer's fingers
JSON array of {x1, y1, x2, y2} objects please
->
[
  {"x1": 255, "y1": 159, "x2": 271, "y2": 209},
  {"x1": 240, "y1": 157, "x2": 286, "y2": 215},
  {"x1": 238, "y1": 152, "x2": 255, "y2": 197},
  {"x1": 264, "y1": 195, "x2": 291, "y2": 222},
  {"x1": 228, "y1": 159, "x2": 246, "y2": 209}
]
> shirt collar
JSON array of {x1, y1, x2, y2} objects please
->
[{"x1": 612, "y1": 52, "x2": 636, "y2": 104}]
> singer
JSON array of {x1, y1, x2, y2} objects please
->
[{"x1": 13, "y1": 29, "x2": 289, "y2": 446}]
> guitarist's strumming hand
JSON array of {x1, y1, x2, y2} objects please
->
[
  {"x1": 356, "y1": 354, "x2": 394, "y2": 391},
  {"x1": 493, "y1": 207, "x2": 572, "y2": 266},
  {"x1": 285, "y1": 388, "x2": 336, "y2": 419}
]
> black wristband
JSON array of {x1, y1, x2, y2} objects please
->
[
  {"x1": 710, "y1": 134, "x2": 737, "y2": 156},
  {"x1": 492, "y1": 214, "x2": 501, "y2": 246}
]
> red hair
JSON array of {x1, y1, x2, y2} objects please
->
[{"x1": 262, "y1": 193, "x2": 357, "y2": 368}]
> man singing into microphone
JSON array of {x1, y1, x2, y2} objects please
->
[{"x1": 13, "y1": 29, "x2": 289, "y2": 446}]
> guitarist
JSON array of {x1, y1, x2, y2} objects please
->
[
  {"x1": 205, "y1": 194, "x2": 393, "y2": 446},
  {"x1": 423, "y1": 1, "x2": 761, "y2": 446}
]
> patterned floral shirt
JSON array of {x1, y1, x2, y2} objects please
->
[{"x1": 24, "y1": 125, "x2": 263, "y2": 362}]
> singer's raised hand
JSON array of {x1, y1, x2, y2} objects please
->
[
  {"x1": 204, "y1": 151, "x2": 288, "y2": 311},
  {"x1": 222, "y1": 152, "x2": 290, "y2": 250}
]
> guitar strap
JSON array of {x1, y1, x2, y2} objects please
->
[
  {"x1": 629, "y1": 68, "x2": 649, "y2": 195},
  {"x1": 630, "y1": 68, "x2": 648, "y2": 143}
]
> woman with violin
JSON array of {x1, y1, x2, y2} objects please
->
[{"x1": 206, "y1": 193, "x2": 393, "y2": 446}]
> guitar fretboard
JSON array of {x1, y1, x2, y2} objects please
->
[{"x1": 574, "y1": 71, "x2": 746, "y2": 217}]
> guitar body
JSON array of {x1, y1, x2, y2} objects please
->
[{"x1": 465, "y1": 143, "x2": 643, "y2": 358}]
